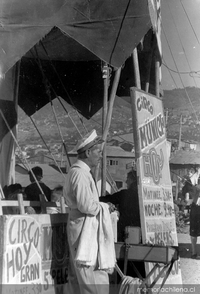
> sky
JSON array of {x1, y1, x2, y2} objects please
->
[{"x1": 161, "y1": 0, "x2": 200, "y2": 90}]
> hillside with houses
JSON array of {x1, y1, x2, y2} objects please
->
[{"x1": 17, "y1": 87, "x2": 200, "y2": 154}]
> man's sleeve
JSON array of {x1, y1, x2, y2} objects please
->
[{"x1": 99, "y1": 191, "x2": 123, "y2": 205}]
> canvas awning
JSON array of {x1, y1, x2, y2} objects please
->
[
  {"x1": 0, "y1": 0, "x2": 161, "y2": 188},
  {"x1": 170, "y1": 150, "x2": 200, "y2": 165},
  {"x1": 0, "y1": 0, "x2": 156, "y2": 74}
]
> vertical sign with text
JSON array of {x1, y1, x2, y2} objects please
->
[{"x1": 130, "y1": 87, "x2": 182, "y2": 285}]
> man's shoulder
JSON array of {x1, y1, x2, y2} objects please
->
[{"x1": 25, "y1": 183, "x2": 36, "y2": 191}]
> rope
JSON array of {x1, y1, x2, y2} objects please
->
[
  {"x1": 33, "y1": 46, "x2": 71, "y2": 167},
  {"x1": 57, "y1": 96, "x2": 83, "y2": 137},
  {"x1": 29, "y1": 116, "x2": 66, "y2": 179},
  {"x1": 0, "y1": 110, "x2": 48, "y2": 201},
  {"x1": 40, "y1": 40, "x2": 88, "y2": 133}
]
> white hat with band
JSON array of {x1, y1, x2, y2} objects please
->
[{"x1": 74, "y1": 129, "x2": 103, "y2": 154}]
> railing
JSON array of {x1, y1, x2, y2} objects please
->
[{"x1": 0, "y1": 193, "x2": 69, "y2": 215}]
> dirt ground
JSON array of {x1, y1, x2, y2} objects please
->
[{"x1": 178, "y1": 225, "x2": 200, "y2": 284}]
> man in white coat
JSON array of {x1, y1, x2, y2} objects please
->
[{"x1": 64, "y1": 129, "x2": 113, "y2": 294}]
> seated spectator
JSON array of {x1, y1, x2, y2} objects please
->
[
  {"x1": 47, "y1": 185, "x2": 63, "y2": 214},
  {"x1": 25, "y1": 206, "x2": 36, "y2": 214},
  {"x1": 5, "y1": 183, "x2": 23, "y2": 199},
  {"x1": 24, "y1": 166, "x2": 51, "y2": 214},
  {"x1": 4, "y1": 183, "x2": 23, "y2": 214}
]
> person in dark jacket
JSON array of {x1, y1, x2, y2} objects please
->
[
  {"x1": 100, "y1": 169, "x2": 145, "y2": 279},
  {"x1": 25, "y1": 166, "x2": 51, "y2": 204},
  {"x1": 99, "y1": 170, "x2": 140, "y2": 242}
]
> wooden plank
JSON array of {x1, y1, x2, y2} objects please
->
[
  {"x1": 115, "y1": 243, "x2": 178, "y2": 264},
  {"x1": 60, "y1": 196, "x2": 66, "y2": 213},
  {"x1": 0, "y1": 199, "x2": 69, "y2": 210},
  {"x1": 17, "y1": 194, "x2": 25, "y2": 215}
]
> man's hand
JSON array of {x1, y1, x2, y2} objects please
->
[{"x1": 107, "y1": 202, "x2": 116, "y2": 213}]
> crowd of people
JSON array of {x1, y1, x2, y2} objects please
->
[
  {"x1": 3, "y1": 127, "x2": 200, "y2": 292},
  {"x1": 1, "y1": 129, "x2": 159, "y2": 293},
  {"x1": 2, "y1": 166, "x2": 63, "y2": 214}
]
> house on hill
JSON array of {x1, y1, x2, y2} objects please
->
[{"x1": 110, "y1": 133, "x2": 134, "y2": 151}]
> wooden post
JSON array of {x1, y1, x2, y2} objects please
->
[
  {"x1": 132, "y1": 48, "x2": 141, "y2": 89},
  {"x1": 18, "y1": 194, "x2": 25, "y2": 215},
  {"x1": 175, "y1": 180, "x2": 179, "y2": 201},
  {"x1": 39, "y1": 194, "x2": 47, "y2": 213},
  {"x1": 101, "y1": 63, "x2": 109, "y2": 196},
  {"x1": 131, "y1": 47, "x2": 141, "y2": 161},
  {"x1": 94, "y1": 67, "x2": 122, "y2": 182},
  {"x1": 0, "y1": 199, "x2": 3, "y2": 215},
  {"x1": 155, "y1": 57, "x2": 160, "y2": 97},
  {"x1": 178, "y1": 114, "x2": 182, "y2": 150},
  {"x1": 145, "y1": 36, "x2": 156, "y2": 93},
  {"x1": 60, "y1": 196, "x2": 66, "y2": 213}
]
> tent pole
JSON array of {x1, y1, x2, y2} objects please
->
[
  {"x1": 130, "y1": 46, "x2": 141, "y2": 170},
  {"x1": 94, "y1": 67, "x2": 122, "y2": 183},
  {"x1": 132, "y1": 47, "x2": 141, "y2": 89},
  {"x1": 101, "y1": 63, "x2": 109, "y2": 196},
  {"x1": 155, "y1": 55, "x2": 160, "y2": 97},
  {"x1": 145, "y1": 35, "x2": 156, "y2": 93}
]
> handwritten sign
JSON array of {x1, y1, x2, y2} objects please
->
[
  {"x1": 130, "y1": 88, "x2": 182, "y2": 286},
  {"x1": 1, "y1": 214, "x2": 69, "y2": 293}
]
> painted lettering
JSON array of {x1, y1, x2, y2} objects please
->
[
  {"x1": 42, "y1": 223, "x2": 68, "y2": 264},
  {"x1": 136, "y1": 96, "x2": 154, "y2": 115},
  {"x1": 20, "y1": 263, "x2": 40, "y2": 282},
  {"x1": 8, "y1": 218, "x2": 40, "y2": 249},
  {"x1": 149, "y1": 231, "x2": 174, "y2": 246},
  {"x1": 139, "y1": 113, "x2": 165, "y2": 149},
  {"x1": 163, "y1": 202, "x2": 173, "y2": 217},
  {"x1": 146, "y1": 222, "x2": 162, "y2": 233},
  {"x1": 144, "y1": 203, "x2": 162, "y2": 217},
  {"x1": 162, "y1": 188, "x2": 173, "y2": 201},
  {"x1": 143, "y1": 187, "x2": 162, "y2": 200},
  {"x1": 143, "y1": 148, "x2": 164, "y2": 185},
  {"x1": 51, "y1": 267, "x2": 68, "y2": 285}
]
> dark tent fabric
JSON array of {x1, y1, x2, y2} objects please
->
[
  {"x1": 0, "y1": 0, "x2": 161, "y2": 188},
  {"x1": 18, "y1": 28, "x2": 158, "y2": 118},
  {"x1": 0, "y1": 0, "x2": 154, "y2": 74}
]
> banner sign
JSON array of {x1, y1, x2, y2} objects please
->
[
  {"x1": 130, "y1": 88, "x2": 182, "y2": 286},
  {"x1": 1, "y1": 214, "x2": 69, "y2": 294}
]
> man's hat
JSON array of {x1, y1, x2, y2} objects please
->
[{"x1": 74, "y1": 129, "x2": 103, "y2": 154}]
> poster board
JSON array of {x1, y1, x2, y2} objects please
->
[
  {"x1": 130, "y1": 87, "x2": 182, "y2": 286},
  {"x1": 1, "y1": 214, "x2": 69, "y2": 294}
]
